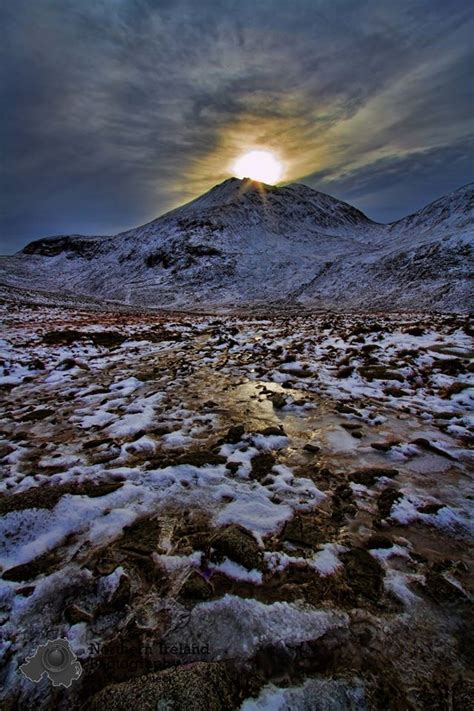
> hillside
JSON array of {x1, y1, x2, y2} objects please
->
[{"x1": 0, "y1": 179, "x2": 472, "y2": 311}]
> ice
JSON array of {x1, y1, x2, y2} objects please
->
[
  {"x1": 165, "y1": 594, "x2": 348, "y2": 659},
  {"x1": 240, "y1": 677, "x2": 368, "y2": 711}
]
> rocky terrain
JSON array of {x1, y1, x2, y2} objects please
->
[
  {"x1": 0, "y1": 302, "x2": 473, "y2": 709},
  {"x1": 0, "y1": 178, "x2": 472, "y2": 312}
]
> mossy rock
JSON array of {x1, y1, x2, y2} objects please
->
[
  {"x1": 0, "y1": 481, "x2": 123, "y2": 514},
  {"x1": 249, "y1": 452, "x2": 275, "y2": 481},
  {"x1": 2, "y1": 549, "x2": 61, "y2": 582},
  {"x1": 349, "y1": 468, "x2": 399, "y2": 487},
  {"x1": 339, "y1": 548, "x2": 384, "y2": 603},
  {"x1": 377, "y1": 488, "x2": 402, "y2": 519},
  {"x1": 358, "y1": 366, "x2": 405, "y2": 382},
  {"x1": 171, "y1": 451, "x2": 227, "y2": 467},
  {"x1": 211, "y1": 525, "x2": 262, "y2": 571},
  {"x1": 43, "y1": 329, "x2": 126, "y2": 348},
  {"x1": 119, "y1": 517, "x2": 162, "y2": 555},
  {"x1": 179, "y1": 571, "x2": 212, "y2": 601},
  {"x1": 281, "y1": 513, "x2": 326, "y2": 549},
  {"x1": 87, "y1": 660, "x2": 262, "y2": 711}
]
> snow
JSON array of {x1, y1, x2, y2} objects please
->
[
  {"x1": 0, "y1": 302, "x2": 472, "y2": 707},
  {"x1": 208, "y1": 558, "x2": 263, "y2": 584},
  {"x1": 311, "y1": 543, "x2": 347, "y2": 576},
  {"x1": 0, "y1": 178, "x2": 471, "y2": 311},
  {"x1": 240, "y1": 677, "x2": 368, "y2": 711},
  {"x1": 164, "y1": 594, "x2": 348, "y2": 659}
]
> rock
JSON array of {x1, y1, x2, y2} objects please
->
[
  {"x1": 0, "y1": 444, "x2": 14, "y2": 459},
  {"x1": 340, "y1": 549, "x2": 384, "y2": 603},
  {"x1": 19, "y1": 408, "x2": 54, "y2": 422},
  {"x1": 284, "y1": 366, "x2": 313, "y2": 378},
  {"x1": 211, "y1": 525, "x2": 262, "y2": 570},
  {"x1": 259, "y1": 425, "x2": 286, "y2": 437},
  {"x1": 335, "y1": 402, "x2": 360, "y2": 415},
  {"x1": 87, "y1": 660, "x2": 261, "y2": 711},
  {"x1": 363, "y1": 535, "x2": 393, "y2": 550},
  {"x1": 303, "y1": 442, "x2": 321, "y2": 453},
  {"x1": 350, "y1": 468, "x2": 399, "y2": 486},
  {"x1": 282, "y1": 513, "x2": 325, "y2": 548},
  {"x1": 405, "y1": 326, "x2": 425, "y2": 336},
  {"x1": 370, "y1": 442, "x2": 394, "y2": 452},
  {"x1": 222, "y1": 425, "x2": 245, "y2": 444},
  {"x1": 358, "y1": 366, "x2": 405, "y2": 382},
  {"x1": 421, "y1": 571, "x2": 470, "y2": 604},
  {"x1": 439, "y1": 381, "x2": 470, "y2": 398},
  {"x1": 384, "y1": 386, "x2": 410, "y2": 397},
  {"x1": 418, "y1": 503, "x2": 445, "y2": 515},
  {"x1": 336, "y1": 366, "x2": 354, "y2": 378},
  {"x1": 180, "y1": 571, "x2": 212, "y2": 601},
  {"x1": 269, "y1": 392, "x2": 286, "y2": 409},
  {"x1": 433, "y1": 358, "x2": 464, "y2": 376},
  {"x1": 2, "y1": 549, "x2": 60, "y2": 581},
  {"x1": 0, "y1": 481, "x2": 123, "y2": 514},
  {"x1": 172, "y1": 451, "x2": 227, "y2": 467},
  {"x1": 89, "y1": 446, "x2": 121, "y2": 464},
  {"x1": 249, "y1": 452, "x2": 275, "y2": 481},
  {"x1": 27, "y1": 358, "x2": 45, "y2": 370},
  {"x1": 65, "y1": 604, "x2": 93, "y2": 624},
  {"x1": 411, "y1": 438, "x2": 456, "y2": 460},
  {"x1": 377, "y1": 488, "x2": 402, "y2": 519}
]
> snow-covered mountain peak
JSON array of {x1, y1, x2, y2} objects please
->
[
  {"x1": 170, "y1": 177, "x2": 374, "y2": 236},
  {"x1": 1, "y1": 180, "x2": 472, "y2": 312}
]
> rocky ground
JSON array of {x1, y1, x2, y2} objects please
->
[{"x1": 0, "y1": 303, "x2": 473, "y2": 710}]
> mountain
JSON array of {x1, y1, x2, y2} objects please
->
[{"x1": 0, "y1": 178, "x2": 472, "y2": 311}]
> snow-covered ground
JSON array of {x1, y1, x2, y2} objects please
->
[{"x1": 0, "y1": 303, "x2": 472, "y2": 709}]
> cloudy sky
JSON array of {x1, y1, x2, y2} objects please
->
[{"x1": 1, "y1": 0, "x2": 473, "y2": 253}]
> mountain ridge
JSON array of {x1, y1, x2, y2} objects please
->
[{"x1": 1, "y1": 178, "x2": 472, "y2": 312}]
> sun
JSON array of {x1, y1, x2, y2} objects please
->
[{"x1": 232, "y1": 149, "x2": 283, "y2": 184}]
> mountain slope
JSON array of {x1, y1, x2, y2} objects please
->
[{"x1": 0, "y1": 179, "x2": 472, "y2": 311}]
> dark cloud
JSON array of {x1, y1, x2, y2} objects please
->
[{"x1": 1, "y1": 0, "x2": 473, "y2": 253}]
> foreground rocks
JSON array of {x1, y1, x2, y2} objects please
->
[{"x1": 0, "y1": 305, "x2": 472, "y2": 710}]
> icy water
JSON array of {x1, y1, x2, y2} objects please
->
[{"x1": 0, "y1": 303, "x2": 473, "y2": 709}]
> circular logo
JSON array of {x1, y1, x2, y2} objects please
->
[{"x1": 42, "y1": 641, "x2": 71, "y2": 673}]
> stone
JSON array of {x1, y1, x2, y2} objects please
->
[
  {"x1": 65, "y1": 604, "x2": 93, "y2": 624},
  {"x1": 87, "y1": 660, "x2": 262, "y2": 711},
  {"x1": 259, "y1": 425, "x2": 286, "y2": 437},
  {"x1": 269, "y1": 392, "x2": 286, "y2": 409},
  {"x1": 222, "y1": 425, "x2": 245, "y2": 444},
  {"x1": 336, "y1": 366, "x2": 354, "y2": 378},
  {"x1": 211, "y1": 525, "x2": 262, "y2": 571},
  {"x1": 179, "y1": 571, "x2": 212, "y2": 601},
  {"x1": 303, "y1": 442, "x2": 321, "y2": 453},
  {"x1": 350, "y1": 468, "x2": 399, "y2": 486},
  {"x1": 377, "y1": 488, "x2": 402, "y2": 519},
  {"x1": 358, "y1": 366, "x2": 405, "y2": 383},
  {"x1": 249, "y1": 452, "x2": 275, "y2": 481},
  {"x1": 282, "y1": 513, "x2": 325, "y2": 548}
]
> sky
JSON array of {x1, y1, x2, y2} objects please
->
[{"x1": 1, "y1": 0, "x2": 473, "y2": 254}]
